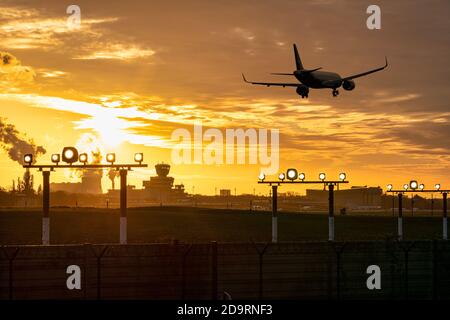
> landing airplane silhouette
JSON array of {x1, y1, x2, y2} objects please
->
[{"x1": 242, "y1": 44, "x2": 388, "y2": 98}]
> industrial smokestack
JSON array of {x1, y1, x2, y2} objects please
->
[
  {"x1": 74, "y1": 150, "x2": 103, "y2": 194},
  {"x1": 0, "y1": 118, "x2": 46, "y2": 164},
  {"x1": 108, "y1": 168, "x2": 119, "y2": 190}
]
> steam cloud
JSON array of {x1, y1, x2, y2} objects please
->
[
  {"x1": 73, "y1": 133, "x2": 104, "y2": 179},
  {"x1": 0, "y1": 118, "x2": 46, "y2": 164}
]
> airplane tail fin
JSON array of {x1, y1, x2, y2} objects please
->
[{"x1": 293, "y1": 44, "x2": 304, "y2": 70}]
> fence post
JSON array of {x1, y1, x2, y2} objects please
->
[
  {"x1": 333, "y1": 243, "x2": 347, "y2": 300},
  {"x1": 83, "y1": 244, "x2": 90, "y2": 300},
  {"x1": 402, "y1": 242, "x2": 415, "y2": 300},
  {"x1": 404, "y1": 248, "x2": 409, "y2": 299},
  {"x1": 180, "y1": 244, "x2": 192, "y2": 299},
  {"x1": 336, "y1": 250, "x2": 341, "y2": 299},
  {"x1": 432, "y1": 240, "x2": 438, "y2": 300},
  {"x1": 211, "y1": 241, "x2": 218, "y2": 300},
  {"x1": 251, "y1": 242, "x2": 269, "y2": 300},
  {"x1": 8, "y1": 251, "x2": 13, "y2": 300},
  {"x1": 327, "y1": 243, "x2": 333, "y2": 300},
  {"x1": 4, "y1": 247, "x2": 19, "y2": 300},
  {"x1": 96, "y1": 246, "x2": 108, "y2": 300}
]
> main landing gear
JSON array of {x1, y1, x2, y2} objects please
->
[
  {"x1": 332, "y1": 89, "x2": 339, "y2": 97},
  {"x1": 296, "y1": 85, "x2": 309, "y2": 99}
]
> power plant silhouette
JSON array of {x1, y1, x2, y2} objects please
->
[{"x1": 51, "y1": 170, "x2": 103, "y2": 194}]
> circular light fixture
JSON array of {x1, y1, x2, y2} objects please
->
[
  {"x1": 387, "y1": 184, "x2": 393, "y2": 191},
  {"x1": 419, "y1": 184, "x2": 425, "y2": 191},
  {"x1": 106, "y1": 153, "x2": 116, "y2": 164},
  {"x1": 23, "y1": 154, "x2": 33, "y2": 165},
  {"x1": 51, "y1": 154, "x2": 60, "y2": 164},
  {"x1": 258, "y1": 172, "x2": 265, "y2": 181},
  {"x1": 319, "y1": 173, "x2": 326, "y2": 181},
  {"x1": 410, "y1": 180, "x2": 418, "y2": 190},
  {"x1": 62, "y1": 147, "x2": 79, "y2": 164},
  {"x1": 134, "y1": 153, "x2": 143, "y2": 164},
  {"x1": 339, "y1": 172, "x2": 346, "y2": 181},
  {"x1": 286, "y1": 168, "x2": 298, "y2": 181},
  {"x1": 403, "y1": 184, "x2": 408, "y2": 190},
  {"x1": 278, "y1": 173, "x2": 285, "y2": 181},
  {"x1": 79, "y1": 153, "x2": 88, "y2": 164},
  {"x1": 298, "y1": 173, "x2": 305, "y2": 181},
  {"x1": 435, "y1": 184, "x2": 441, "y2": 191}
]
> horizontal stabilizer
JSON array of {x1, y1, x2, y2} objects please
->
[
  {"x1": 301, "y1": 67, "x2": 322, "y2": 73},
  {"x1": 271, "y1": 72, "x2": 294, "y2": 76}
]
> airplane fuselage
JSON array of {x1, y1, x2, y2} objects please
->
[{"x1": 294, "y1": 70, "x2": 342, "y2": 89}]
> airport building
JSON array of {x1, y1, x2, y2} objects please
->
[{"x1": 141, "y1": 163, "x2": 186, "y2": 201}]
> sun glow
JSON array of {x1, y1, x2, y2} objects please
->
[{"x1": 77, "y1": 115, "x2": 130, "y2": 147}]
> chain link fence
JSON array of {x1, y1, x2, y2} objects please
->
[{"x1": 1, "y1": 240, "x2": 449, "y2": 300}]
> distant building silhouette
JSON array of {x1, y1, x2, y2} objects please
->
[
  {"x1": 220, "y1": 189, "x2": 231, "y2": 197},
  {"x1": 306, "y1": 186, "x2": 382, "y2": 209},
  {"x1": 51, "y1": 170, "x2": 102, "y2": 194}
]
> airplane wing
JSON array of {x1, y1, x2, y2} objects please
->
[
  {"x1": 242, "y1": 73, "x2": 300, "y2": 87},
  {"x1": 341, "y1": 57, "x2": 388, "y2": 81}
]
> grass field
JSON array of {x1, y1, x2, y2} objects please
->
[{"x1": 0, "y1": 206, "x2": 445, "y2": 244}]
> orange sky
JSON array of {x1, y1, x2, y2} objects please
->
[{"x1": 0, "y1": 0, "x2": 449, "y2": 195}]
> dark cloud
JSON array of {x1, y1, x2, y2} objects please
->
[{"x1": 376, "y1": 118, "x2": 450, "y2": 152}]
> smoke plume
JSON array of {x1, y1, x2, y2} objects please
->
[
  {"x1": 73, "y1": 133, "x2": 104, "y2": 179},
  {"x1": 0, "y1": 52, "x2": 35, "y2": 84},
  {"x1": 0, "y1": 118, "x2": 46, "y2": 164}
]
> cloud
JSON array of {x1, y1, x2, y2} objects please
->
[
  {"x1": 375, "y1": 116, "x2": 450, "y2": 152},
  {"x1": 37, "y1": 69, "x2": 68, "y2": 79},
  {"x1": 74, "y1": 44, "x2": 155, "y2": 60},
  {"x1": 0, "y1": 0, "x2": 449, "y2": 189},
  {"x1": 232, "y1": 27, "x2": 255, "y2": 41},
  {"x1": 374, "y1": 92, "x2": 421, "y2": 104},
  {"x1": 0, "y1": 6, "x2": 38, "y2": 20},
  {"x1": 0, "y1": 6, "x2": 155, "y2": 63},
  {"x1": 0, "y1": 11, "x2": 117, "y2": 50},
  {"x1": 1, "y1": 91, "x2": 446, "y2": 159},
  {"x1": 0, "y1": 51, "x2": 35, "y2": 86}
]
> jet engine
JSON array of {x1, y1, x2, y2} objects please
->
[
  {"x1": 342, "y1": 80, "x2": 355, "y2": 91},
  {"x1": 296, "y1": 85, "x2": 309, "y2": 98}
]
